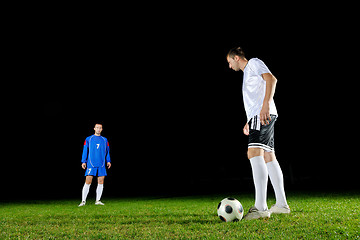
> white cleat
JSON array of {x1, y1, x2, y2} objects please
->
[
  {"x1": 95, "y1": 201, "x2": 105, "y2": 206},
  {"x1": 78, "y1": 201, "x2": 86, "y2": 207},
  {"x1": 243, "y1": 206, "x2": 271, "y2": 220},
  {"x1": 270, "y1": 204, "x2": 291, "y2": 214}
]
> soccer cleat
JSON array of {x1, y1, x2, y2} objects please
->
[
  {"x1": 269, "y1": 204, "x2": 290, "y2": 214},
  {"x1": 243, "y1": 206, "x2": 271, "y2": 220},
  {"x1": 95, "y1": 201, "x2": 105, "y2": 205},
  {"x1": 78, "y1": 201, "x2": 86, "y2": 207}
]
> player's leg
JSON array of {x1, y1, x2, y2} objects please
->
[
  {"x1": 244, "y1": 116, "x2": 276, "y2": 219},
  {"x1": 95, "y1": 174, "x2": 105, "y2": 205},
  {"x1": 98, "y1": 176, "x2": 105, "y2": 184},
  {"x1": 244, "y1": 147, "x2": 271, "y2": 220},
  {"x1": 79, "y1": 176, "x2": 93, "y2": 207},
  {"x1": 247, "y1": 147, "x2": 268, "y2": 211},
  {"x1": 265, "y1": 152, "x2": 290, "y2": 213}
]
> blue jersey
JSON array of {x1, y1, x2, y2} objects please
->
[{"x1": 81, "y1": 135, "x2": 111, "y2": 168}]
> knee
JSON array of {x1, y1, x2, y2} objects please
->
[
  {"x1": 264, "y1": 153, "x2": 271, "y2": 163},
  {"x1": 98, "y1": 178, "x2": 105, "y2": 184},
  {"x1": 264, "y1": 152, "x2": 276, "y2": 163},
  {"x1": 247, "y1": 148, "x2": 264, "y2": 160},
  {"x1": 85, "y1": 177, "x2": 93, "y2": 185}
]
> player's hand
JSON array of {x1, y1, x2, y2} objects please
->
[
  {"x1": 260, "y1": 103, "x2": 271, "y2": 125},
  {"x1": 107, "y1": 162, "x2": 111, "y2": 169},
  {"x1": 243, "y1": 122, "x2": 249, "y2": 136},
  {"x1": 81, "y1": 163, "x2": 87, "y2": 169}
]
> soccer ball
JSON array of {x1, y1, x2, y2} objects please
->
[{"x1": 217, "y1": 197, "x2": 244, "y2": 222}]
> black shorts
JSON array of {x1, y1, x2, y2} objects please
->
[{"x1": 248, "y1": 114, "x2": 277, "y2": 152}]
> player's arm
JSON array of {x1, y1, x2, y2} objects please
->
[
  {"x1": 106, "y1": 141, "x2": 111, "y2": 169},
  {"x1": 81, "y1": 139, "x2": 89, "y2": 169},
  {"x1": 260, "y1": 73, "x2": 277, "y2": 125}
]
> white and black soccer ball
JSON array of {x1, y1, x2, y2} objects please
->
[{"x1": 217, "y1": 197, "x2": 244, "y2": 222}]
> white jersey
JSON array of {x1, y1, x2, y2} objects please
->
[{"x1": 243, "y1": 58, "x2": 277, "y2": 122}]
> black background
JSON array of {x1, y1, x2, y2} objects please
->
[{"x1": 3, "y1": 4, "x2": 358, "y2": 200}]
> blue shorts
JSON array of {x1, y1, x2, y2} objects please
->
[{"x1": 85, "y1": 167, "x2": 107, "y2": 177}]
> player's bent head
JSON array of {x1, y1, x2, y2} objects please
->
[{"x1": 227, "y1": 46, "x2": 246, "y2": 60}]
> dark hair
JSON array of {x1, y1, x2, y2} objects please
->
[{"x1": 227, "y1": 47, "x2": 245, "y2": 59}]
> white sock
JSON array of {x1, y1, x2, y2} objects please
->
[
  {"x1": 96, "y1": 184, "x2": 104, "y2": 201},
  {"x1": 249, "y1": 156, "x2": 268, "y2": 211},
  {"x1": 267, "y1": 159, "x2": 288, "y2": 207},
  {"x1": 82, "y1": 183, "x2": 91, "y2": 202}
]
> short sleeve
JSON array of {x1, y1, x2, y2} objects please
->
[{"x1": 249, "y1": 58, "x2": 271, "y2": 76}]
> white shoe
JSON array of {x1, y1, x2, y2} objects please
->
[
  {"x1": 243, "y1": 206, "x2": 271, "y2": 220},
  {"x1": 95, "y1": 200, "x2": 105, "y2": 205},
  {"x1": 270, "y1": 204, "x2": 291, "y2": 214},
  {"x1": 78, "y1": 201, "x2": 86, "y2": 207}
]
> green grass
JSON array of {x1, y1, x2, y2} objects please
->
[{"x1": 1, "y1": 192, "x2": 359, "y2": 239}]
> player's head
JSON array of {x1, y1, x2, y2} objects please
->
[
  {"x1": 226, "y1": 47, "x2": 246, "y2": 71},
  {"x1": 94, "y1": 123, "x2": 103, "y2": 135}
]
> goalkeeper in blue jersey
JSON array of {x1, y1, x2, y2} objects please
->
[{"x1": 79, "y1": 123, "x2": 111, "y2": 207}]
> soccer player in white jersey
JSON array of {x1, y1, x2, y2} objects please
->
[
  {"x1": 78, "y1": 123, "x2": 111, "y2": 207},
  {"x1": 227, "y1": 47, "x2": 290, "y2": 220}
]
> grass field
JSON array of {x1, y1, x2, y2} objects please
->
[{"x1": 1, "y1": 191, "x2": 359, "y2": 239}]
